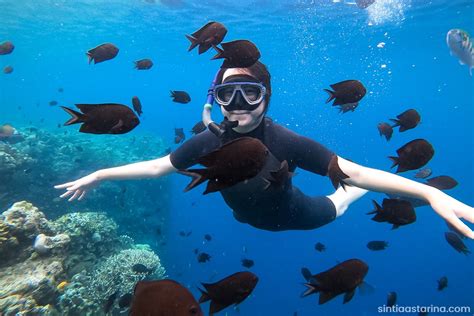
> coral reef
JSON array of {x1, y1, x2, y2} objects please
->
[
  {"x1": 58, "y1": 248, "x2": 166, "y2": 315},
  {"x1": 0, "y1": 201, "x2": 54, "y2": 266},
  {"x1": 0, "y1": 202, "x2": 166, "y2": 316},
  {"x1": 0, "y1": 127, "x2": 170, "y2": 244}
]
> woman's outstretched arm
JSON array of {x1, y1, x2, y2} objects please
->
[
  {"x1": 337, "y1": 156, "x2": 474, "y2": 239},
  {"x1": 54, "y1": 154, "x2": 177, "y2": 201}
]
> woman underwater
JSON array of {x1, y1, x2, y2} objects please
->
[{"x1": 55, "y1": 61, "x2": 474, "y2": 238}]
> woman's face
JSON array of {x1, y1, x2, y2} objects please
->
[{"x1": 220, "y1": 68, "x2": 266, "y2": 133}]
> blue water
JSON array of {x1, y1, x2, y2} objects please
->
[{"x1": 1, "y1": 0, "x2": 473, "y2": 315}]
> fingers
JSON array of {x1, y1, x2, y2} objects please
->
[
  {"x1": 68, "y1": 190, "x2": 82, "y2": 202},
  {"x1": 54, "y1": 182, "x2": 76, "y2": 189},
  {"x1": 446, "y1": 214, "x2": 474, "y2": 239},
  {"x1": 458, "y1": 206, "x2": 474, "y2": 224},
  {"x1": 78, "y1": 191, "x2": 87, "y2": 201},
  {"x1": 60, "y1": 190, "x2": 74, "y2": 199}
]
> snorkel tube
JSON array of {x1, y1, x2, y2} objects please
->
[
  {"x1": 203, "y1": 71, "x2": 240, "y2": 138},
  {"x1": 202, "y1": 70, "x2": 228, "y2": 137}
]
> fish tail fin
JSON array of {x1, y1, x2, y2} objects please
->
[
  {"x1": 323, "y1": 89, "x2": 335, "y2": 104},
  {"x1": 388, "y1": 156, "x2": 399, "y2": 169},
  {"x1": 133, "y1": 61, "x2": 138, "y2": 69},
  {"x1": 185, "y1": 34, "x2": 199, "y2": 52},
  {"x1": 211, "y1": 45, "x2": 224, "y2": 60},
  {"x1": 178, "y1": 169, "x2": 208, "y2": 192},
  {"x1": 60, "y1": 106, "x2": 86, "y2": 125},
  {"x1": 368, "y1": 200, "x2": 386, "y2": 222},
  {"x1": 86, "y1": 52, "x2": 94, "y2": 64},
  {"x1": 470, "y1": 66, "x2": 472, "y2": 76},
  {"x1": 198, "y1": 287, "x2": 210, "y2": 303},
  {"x1": 389, "y1": 118, "x2": 400, "y2": 127},
  {"x1": 301, "y1": 283, "x2": 320, "y2": 297}
]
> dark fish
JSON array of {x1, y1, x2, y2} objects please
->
[
  {"x1": 3, "y1": 66, "x2": 13, "y2": 74},
  {"x1": 263, "y1": 160, "x2": 293, "y2": 190},
  {"x1": 174, "y1": 128, "x2": 185, "y2": 144},
  {"x1": 86, "y1": 43, "x2": 119, "y2": 64},
  {"x1": 186, "y1": 21, "x2": 228, "y2": 54},
  {"x1": 61, "y1": 103, "x2": 140, "y2": 134},
  {"x1": 204, "y1": 234, "x2": 212, "y2": 241},
  {"x1": 75, "y1": 145, "x2": 83, "y2": 152},
  {"x1": 301, "y1": 259, "x2": 369, "y2": 304},
  {"x1": 132, "y1": 96, "x2": 143, "y2": 116},
  {"x1": 314, "y1": 242, "x2": 326, "y2": 252},
  {"x1": 49, "y1": 100, "x2": 58, "y2": 106},
  {"x1": 179, "y1": 230, "x2": 192, "y2": 237},
  {"x1": 130, "y1": 279, "x2": 203, "y2": 316},
  {"x1": 0, "y1": 41, "x2": 14, "y2": 55},
  {"x1": 414, "y1": 168, "x2": 432, "y2": 179},
  {"x1": 156, "y1": 226, "x2": 162, "y2": 235},
  {"x1": 104, "y1": 291, "x2": 118, "y2": 314},
  {"x1": 368, "y1": 199, "x2": 416, "y2": 229},
  {"x1": 212, "y1": 40, "x2": 261, "y2": 68},
  {"x1": 437, "y1": 276, "x2": 448, "y2": 291},
  {"x1": 241, "y1": 258, "x2": 254, "y2": 268},
  {"x1": 389, "y1": 139, "x2": 434, "y2": 173},
  {"x1": 193, "y1": 248, "x2": 199, "y2": 254},
  {"x1": 191, "y1": 121, "x2": 207, "y2": 135},
  {"x1": 390, "y1": 109, "x2": 421, "y2": 132},
  {"x1": 134, "y1": 58, "x2": 153, "y2": 70},
  {"x1": 444, "y1": 232, "x2": 470, "y2": 255},
  {"x1": 170, "y1": 90, "x2": 191, "y2": 104},
  {"x1": 356, "y1": 0, "x2": 376, "y2": 9},
  {"x1": 425, "y1": 176, "x2": 458, "y2": 190},
  {"x1": 367, "y1": 240, "x2": 388, "y2": 251},
  {"x1": 197, "y1": 252, "x2": 211, "y2": 263},
  {"x1": 324, "y1": 80, "x2": 366, "y2": 113},
  {"x1": 118, "y1": 293, "x2": 133, "y2": 308},
  {"x1": 178, "y1": 137, "x2": 269, "y2": 194},
  {"x1": 446, "y1": 221, "x2": 465, "y2": 239},
  {"x1": 132, "y1": 263, "x2": 153, "y2": 274},
  {"x1": 58, "y1": 87, "x2": 64, "y2": 92},
  {"x1": 199, "y1": 271, "x2": 258, "y2": 314},
  {"x1": 377, "y1": 122, "x2": 393, "y2": 141},
  {"x1": 386, "y1": 291, "x2": 397, "y2": 307}
]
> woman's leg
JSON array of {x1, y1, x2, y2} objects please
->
[{"x1": 326, "y1": 185, "x2": 368, "y2": 217}]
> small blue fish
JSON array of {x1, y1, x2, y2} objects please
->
[{"x1": 446, "y1": 29, "x2": 474, "y2": 75}]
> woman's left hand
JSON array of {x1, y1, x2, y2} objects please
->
[{"x1": 428, "y1": 190, "x2": 474, "y2": 239}]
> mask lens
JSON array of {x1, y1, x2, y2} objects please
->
[
  {"x1": 216, "y1": 86, "x2": 235, "y2": 103},
  {"x1": 242, "y1": 84, "x2": 261, "y2": 102}
]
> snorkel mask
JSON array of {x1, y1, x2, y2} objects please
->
[{"x1": 202, "y1": 73, "x2": 266, "y2": 137}]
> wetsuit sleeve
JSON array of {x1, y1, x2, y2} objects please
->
[
  {"x1": 170, "y1": 130, "x2": 221, "y2": 169},
  {"x1": 291, "y1": 134, "x2": 335, "y2": 176}
]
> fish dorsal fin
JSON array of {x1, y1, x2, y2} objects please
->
[
  {"x1": 75, "y1": 103, "x2": 122, "y2": 113},
  {"x1": 319, "y1": 291, "x2": 338, "y2": 305},
  {"x1": 330, "y1": 80, "x2": 353, "y2": 90},
  {"x1": 192, "y1": 21, "x2": 215, "y2": 39}
]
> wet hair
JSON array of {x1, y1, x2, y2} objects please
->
[{"x1": 216, "y1": 61, "x2": 272, "y2": 110}]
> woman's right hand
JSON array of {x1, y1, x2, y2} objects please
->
[{"x1": 54, "y1": 172, "x2": 101, "y2": 201}]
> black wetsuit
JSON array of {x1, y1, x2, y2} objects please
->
[{"x1": 170, "y1": 117, "x2": 337, "y2": 231}]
